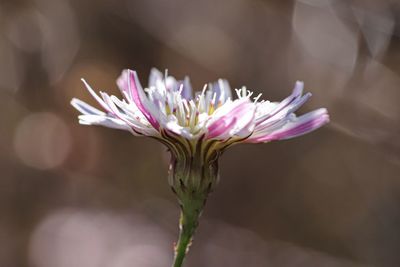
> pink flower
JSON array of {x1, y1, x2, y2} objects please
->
[{"x1": 71, "y1": 68, "x2": 329, "y2": 147}]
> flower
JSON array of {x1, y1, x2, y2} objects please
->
[
  {"x1": 72, "y1": 68, "x2": 328, "y2": 151},
  {"x1": 70, "y1": 68, "x2": 329, "y2": 267}
]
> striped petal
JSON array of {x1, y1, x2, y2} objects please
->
[
  {"x1": 248, "y1": 108, "x2": 329, "y2": 143},
  {"x1": 117, "y1": 70, "x2": 160, "y2": 130},
  {"x1": 207, "y1": 99, "x2": 255, "y2": 140},
  {"x1": 255, "y1": 81, "x2": 304, "y2": 124}
]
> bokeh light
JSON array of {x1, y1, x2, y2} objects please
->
[
  {"x1": 29, "y1": 208, "x2": 172, "y2": 267},
  {"x1": 14, "y1": 112, "x2": 71, "y2": 170}
]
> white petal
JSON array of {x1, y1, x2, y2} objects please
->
[
  {"x1": 78, "y1": 114, "x2": 134, "y2": 133},
  {"x1": 71, "y1": 98, "x2": 105, "y2": 116}
]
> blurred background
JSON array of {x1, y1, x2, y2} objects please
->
[{"x1": 1, "y1": 0, "x2": 400, "y2": 266}]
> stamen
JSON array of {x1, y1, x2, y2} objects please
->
[
  {"x1": 253, "y1": 93, "x2": 262, "y2": 103},
  {"x1": 235, "y1": 88, "x2": 241, "y2": 97},
  {"x1": 197, "y1": 84, "x2": 208, "y2": 111}
]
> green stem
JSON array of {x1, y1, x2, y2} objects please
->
[{"x1": 172, "y1": 207, "x2": 201, "y2": 267}]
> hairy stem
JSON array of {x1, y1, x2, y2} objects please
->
[{"x1": 172, "y1": 199, "x2": 203, "y2": 267}]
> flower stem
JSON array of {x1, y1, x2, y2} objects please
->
[{"x1": 172, "y1": 200, "x2": 203, "y2": 267}]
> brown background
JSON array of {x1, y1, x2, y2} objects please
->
[{"x1": 1, "y1": 0, "x2": 400, "y2": 266}]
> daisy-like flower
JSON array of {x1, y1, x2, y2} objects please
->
[{"x1": 71, "y1": 68, "x2": 329, "y2": 267}]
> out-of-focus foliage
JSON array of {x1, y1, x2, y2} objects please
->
[{"x1": 0, "y1": 0, "x2": 400, "y2": 266}]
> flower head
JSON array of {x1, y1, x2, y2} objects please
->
[
  {"x1": 72, "y1": 68, "x2": 328, "y2": 146},
  {"x1": 71, "y1": 68, "x2": 328, "y2": 190}
]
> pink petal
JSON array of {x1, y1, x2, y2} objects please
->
[
  {"x1": 207, "y1": 117, "x2": 237, "y2": 139},
  {"x1": 207, "y1": 99, "x2": 254, "y2": 139},
  {"x1": 249, "y1": 108, "x2": 329, "y2": 143},
  {"x1": 117, "y1": 70, "x2": 160, "y2": 130},
  {"x1": 255, "y1": 81, "x2": 304, "y2": 125}
]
